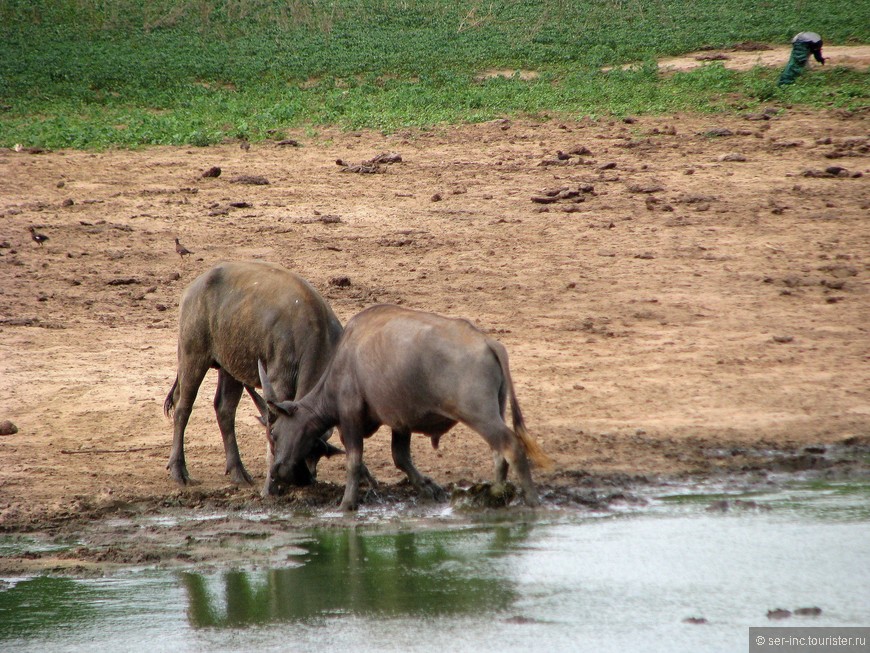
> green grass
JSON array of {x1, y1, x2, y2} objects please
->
[{"x1": 1, "y1": 0, "x2": 867, "y2": 148}]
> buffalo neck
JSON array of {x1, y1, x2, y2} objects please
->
[{"x1": 296, "y1": 375, "x2": 338, "y2": 432}]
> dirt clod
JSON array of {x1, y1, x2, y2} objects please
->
[
  {"x1": 0, "y1": 420, "x2": 18, "y2": 436},
  {"x1": 329, "y1": 275, "x2": 352, "y2": 287}
]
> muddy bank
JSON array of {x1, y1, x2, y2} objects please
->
[{"x1": 2, "y1": 438, "x2": 867, "y2": 577}]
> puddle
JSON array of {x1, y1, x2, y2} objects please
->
[{"x1": 1, "y1": 480, "x2": 868, "y2": 652}]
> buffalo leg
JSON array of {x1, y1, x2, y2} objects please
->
[
  {"x1": 339, "y1": 433, "x2": 365, "y2": 512},
  {"x1": 493, "y1": 385, "x2": 510, "y2": 483},
  {"x1": 391, "y1": 429, "x2": 447, "y2": 502},
  {"x1": 214, "y1": 369, "x2": 253, "y2": 485},
  {"x1": 505, "y1": 437, "x2": 539, "y2": 506},
  {"x1": 470, "y1": 418, "x2": 539, "y2": 507},
  {"x1": 493, "y1": 451, "x2": 509, "y2": 483},
  {"x1": 167, "y1": 365, "x2": 209, "y2": 485}
]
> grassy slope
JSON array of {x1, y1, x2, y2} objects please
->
[{"x1": 0, "y1": 0, "x2": 867, "y2": 148}]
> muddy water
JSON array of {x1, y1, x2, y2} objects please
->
[{"x1": 1, "y1": 481, "x2": 868, "y2": 653}]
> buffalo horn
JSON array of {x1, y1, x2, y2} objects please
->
[{"x1": 257, "y1": 359, "x2": 277, "y2": 403}]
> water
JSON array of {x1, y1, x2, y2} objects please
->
[{"x1": 2, "y1": 481, "x2": 868, "y2": 653}]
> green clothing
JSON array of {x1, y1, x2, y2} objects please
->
[{"x1": 778, "y1": 32, "x2": 825, "y2": 86}]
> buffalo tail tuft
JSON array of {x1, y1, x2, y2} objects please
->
[
  {"x1": 514, "y1": 422, "x2": 553, "y2": 469},
  {"x1": 163, "y1": 377, "x2": 178, "y2": 417}
]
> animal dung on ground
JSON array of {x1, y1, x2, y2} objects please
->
[
  {"x1": 0, "y1": 420, "x2": 18, "y2": 436},
  {"x1": 337, "y1": 162, "x2": 384, "y2": 174},
  {"x1": 531, "y1": 184, "x2": 595, "y2": 205},
  {"x1": 365, "y1": 151, "x2": 402, "y2": 165},
  {"x1": 801, "y1": 166, "x2": 856, "y2": 178},
  {"x1": 336, "y1": 151, "x2": 402, "y2": 174},
  {"x1": 329, "y1": 275, "x2": 352, "y2": 287}
]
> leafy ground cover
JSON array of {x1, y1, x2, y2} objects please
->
[{"x1": 1, "y1": 0, "x2": 867, "y2": 148}]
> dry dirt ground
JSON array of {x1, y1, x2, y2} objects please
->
[
  {"x1": 608, "y1": 44, "x2": 870, "y2": 72},
  {"x1": 1, "y1": 108, "x2": 869, "y2": 536}
]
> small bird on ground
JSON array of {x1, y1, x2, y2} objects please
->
[
  {"x1": 175, "y1": 237, "x2": 193, "y2": 260},
  {"x1": 29, "y1": 226, "x2": 49, "y2": 246},
  {"x1": 240, "y1": 139, "x2": 250, "y2": 152}
]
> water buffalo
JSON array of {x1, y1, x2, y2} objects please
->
[
  {"x1": 258, "y1": 304, "x2": 550, "y2": 510},
  {"x1": 164, "y1": 261, "x2": 344, "y2": 491}
]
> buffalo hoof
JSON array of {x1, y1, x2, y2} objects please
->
[
  {"x1": 522, "y1": 486, "x2": 541, "y2": 507},
  {"x1": 339, "y1": 498, "x2": 359, "y2": 512},
  {"x1": 226, "y1": 464, "x2": 254, "y2": 486},
  {"x1": 417, "y1": 477, "x2": 448, "y2": 503},
  {"x1": 168, "y1": 461, "x2": 190, "y2": 486}
]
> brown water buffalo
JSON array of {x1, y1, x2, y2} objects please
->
[
  {"x1": 258, "y1": 304, "x2": 550, "y2": 510},
  {"x1": 164, "y1": 261, "x2": 344, "y2": 491}
]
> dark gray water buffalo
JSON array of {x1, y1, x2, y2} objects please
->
[
  {"x1": 164, "y1": 261, "x2": 344, "y2": 491},
  {"x1": 258, "y1": 304, "x2": 551, "y2": 510}
]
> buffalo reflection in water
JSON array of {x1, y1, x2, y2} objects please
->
[{"x1": 182, "y1": 525, "x2": 532, "y2": 627}]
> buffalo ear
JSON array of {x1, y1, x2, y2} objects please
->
[
  {"x1": 271, "y1": 400, "x2": 298, "y2": 417},
  {"x1": 311, "y1": 438, "x2": 345, "y2": 459},
  {"x1": 323, "y1": 442, "x2": 344, "y2": 458}
]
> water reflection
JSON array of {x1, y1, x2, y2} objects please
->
[
  {"x1": 0, "y1": 576, "x2": 100, "y2": 639},
  {"x1": 182, "y1": 525, "x2": 531, "y2": 627}
]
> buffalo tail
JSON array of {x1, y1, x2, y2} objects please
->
[
  {"x1": 163, "y1": 377, "x2": 178, "y2": 417},
  {"x1": 489, "y1": 341, "x2": 552, "y2": 469}
]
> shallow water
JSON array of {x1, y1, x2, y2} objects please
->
[{"x1": 1, "y1": 480, "x2": 868, "y2": 653}]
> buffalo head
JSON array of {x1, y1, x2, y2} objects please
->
[{"x1": 258, "y1": 360, "x2": 341, "y2": 495}]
